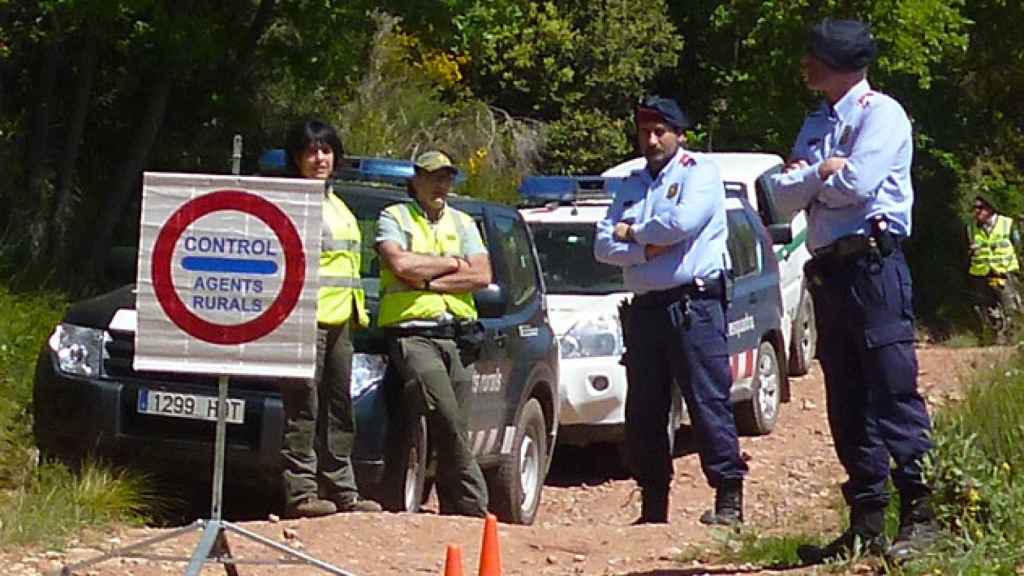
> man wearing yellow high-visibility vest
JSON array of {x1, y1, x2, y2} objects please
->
[
  {"x1": 375, "y1": 150, "x2": 492, "y2": 517},
  {"x1": 968, "y1": 194, "x2": 1021, "y2": 340},
  {"x1": 280, "y1": 120, "x2": 382, "y2": 518}
]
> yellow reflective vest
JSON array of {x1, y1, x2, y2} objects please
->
[
  {"x1": 377, "y1": 202, "x2": 478, "y2": 327},
  {"x1": 318, "y1": 192, "x2": 369, "y2": 327},
  {"x1": 970, "y1": 214, "x2": 1020, "y2": 277}
]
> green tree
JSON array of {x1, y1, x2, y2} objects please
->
[{"x1": 449, "y1": 0, "x2": 682, "y2": 173}]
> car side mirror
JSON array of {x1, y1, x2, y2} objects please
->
[
  {"x1": 474, "y1": 283, "x2": 508, "y2": 319},
  {"x1": 768, "y1": 223, "x2": 793, "y2": 245},
  {"x1": 107, "y1": 246, "x2": 139, "y2": 284}
]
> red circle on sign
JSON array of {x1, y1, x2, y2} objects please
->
[{"x1": 151, "y1": 190, "x2": 306, "y2": 345}]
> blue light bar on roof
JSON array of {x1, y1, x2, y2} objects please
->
[
  {"x1": 518, "y1": 175, "x2": 618, "y2": 204},
  {"x1": 257, "y1": 151, "x2": 465, "y2": 185},
  {"x1": 258, "y1": 149, "x2": 289, "y2": 176},
  {"x1": 338, "y1": 156, "x2": 416, "y2": 186}
]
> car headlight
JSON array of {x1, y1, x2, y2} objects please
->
[
  {"x1": 351, "y1": 353, "x2": 388, "y2": 398},
  {"x1": 559, "y1": 314, "x2": 623, "y2": 359},
  {"x1": 47, "y1": 323, "x2": 104, "y2": 376}
]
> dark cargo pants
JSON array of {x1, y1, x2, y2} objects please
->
[
  {"x1": 623, "y1": 295, "x2": 748, "y2": 491},
  {"x1": 281, "y1": 322, "x2": 359, "y2": 507},
  {"x1": 807, "y1": 246, "x2": 933, "y2": 510},
  {"x1": 389, "y1": 335, "x2": 488, "y2": 517}
]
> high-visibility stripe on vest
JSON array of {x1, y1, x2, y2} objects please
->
[
  {"x1": 970, "y1": 214, "x2": 1020, "y2": 276},
  {"x1": 318, "y1": 192, "x2": 369, "y2": 327},
  {"x1": 377, "y1": 202, "x2": 478, "y2": 327}
]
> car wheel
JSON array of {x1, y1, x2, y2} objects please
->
[
  {"x1": 486, "y1": 398, "x2": 546, "y2": 525},
  {"x1": 380, "y1": 415, "x2": 428, "y2": 512},
  {"x1": 736, "y1": 340, "x2": 782, "y2": 435},
  {"x1": 788, "y1": 287, "x2": 816, "y2": 376}
]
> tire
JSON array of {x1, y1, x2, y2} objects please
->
[
  {"x1": 736, "y1": 340, "x2": 782, "y2": 436},
  {"x1": 379, "y1": 415, "x2": 428, "y2": 512},
  {"x1": 788, "y1": 287, "x2": 817, "y2": 376},
  {"x1": 485, "y1": 398, "x2": 547, "y2": 525}
]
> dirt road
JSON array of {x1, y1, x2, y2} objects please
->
[{"x1": 6, "y1": 345, "x2": 1010, "y2": 576}]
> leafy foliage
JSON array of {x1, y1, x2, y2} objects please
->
[{"x1": 449, "y1": 0, "x2": 681, "y2": 171}]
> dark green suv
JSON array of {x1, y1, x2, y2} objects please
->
[{"x1": 33, "y1": 168, "x2": 559, "y2": 525}]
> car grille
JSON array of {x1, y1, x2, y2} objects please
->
[{"x1": 103, "y1": 330, "x2": 282, "y2": 391}]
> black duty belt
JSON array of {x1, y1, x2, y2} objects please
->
[
  {"x1": 633, "y1": 276, "x2": 723, "y2": 308},
  {"x1": 384, "y1": 324, "x2": 458, "y2": 340},
  {"x1": 812, "y1": 233, "x2": 903, "y2": 261}
]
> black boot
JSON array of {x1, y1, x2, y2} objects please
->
[
  {"x1": 634, "y1": 486, "x2": 669, "y2": 524},
  {"x1": 699, "y1": 479, "x2": 743, "y2": 526},
  {"x1": 797, "y1": 506, "x2": 889, "y2": 565},
  {"x1": 888, "y1": 495, "x2": 940, "y2": 563}
]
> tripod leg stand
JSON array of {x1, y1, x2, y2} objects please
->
[{"x1": 57, "y1": 375, "x2": 358, "y2": 576}]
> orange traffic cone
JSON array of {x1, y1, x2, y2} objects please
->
[
  {"x1": 443, "y1": 544, "x2": 464, "y2": 576},
  {"x1": 478, "y1": 513, "x2": 502, "y2": 576}
]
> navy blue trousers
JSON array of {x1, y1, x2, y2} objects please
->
[
  {"x1": 623, "y1": 296, "x2": 748, "y2": 490},
  {"x1": 807, "y1": 247, "x2": 933, "y2": 510}
]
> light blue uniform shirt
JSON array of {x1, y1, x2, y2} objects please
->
[
  {"x1": 769, "y1": 79, "x2": 914, "y2": 252},
  {"x1": 594, "y1": 148, "x2": 729, "y2": 294}
]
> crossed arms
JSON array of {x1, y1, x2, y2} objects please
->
[{"x1": 376, "y1": 241, "x2": 492, "y2": 293}]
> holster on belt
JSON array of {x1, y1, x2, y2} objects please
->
[{"x1": 454, "y1": 320, "x2": 485, "y2": 365}]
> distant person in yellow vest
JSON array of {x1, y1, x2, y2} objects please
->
[
  {"x1": 968, "y1": 195, "x2": 1021, "y2": 340},
  {"x1": 375, "y1": 150, "x2": 492, "y2": 517},
  {"x1": 280, "y1": 120, "x2": 382, "y2": 518}
]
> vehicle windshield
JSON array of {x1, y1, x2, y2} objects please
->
[{"x1": 530, "y1": 223, "x2": 624, "y2": 295}]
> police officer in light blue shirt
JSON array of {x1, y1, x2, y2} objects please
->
[
  {"x1": 769, "y1": 19, "x2": 938, "y2": 565},
  {"x1": 595, "y1": 96, "x2": 747, "y2": 526}
]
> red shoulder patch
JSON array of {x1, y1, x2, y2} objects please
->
[
  {"x1": 857, "y1": 91, "x2": 876, "y2": 108},
  {"x1": 678, "y1": 153, "x2": 696, "y2": 167}
]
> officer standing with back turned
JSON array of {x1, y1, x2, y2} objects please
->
[
  {"x1": 769, "y1": 19, "x2": 939, "y2": 564},
  {"x1": 595, "y1": 96, "x2": 747, "y2": 526}
]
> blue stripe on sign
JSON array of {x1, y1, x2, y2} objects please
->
[{"x1": 181, "y1": 257, "x2": 279, "y2": 275}]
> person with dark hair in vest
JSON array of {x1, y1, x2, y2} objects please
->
[{"x1": 280, "y1": 119, "x2": 382, "y2": 518}]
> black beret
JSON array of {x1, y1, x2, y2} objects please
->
[
  {"x1": 636, "y1": 95, "x2": 690, "y2": 131},
  {"x1": 807, "y1": 19, "x2": 878, "y2": 72}
]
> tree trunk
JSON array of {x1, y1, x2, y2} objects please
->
[
  {"x1": 89, "y1": 73, "x2": 173, "y2": 279},
  {"x1": 50, "y1": 33, "x2": 98, "y2": 265},
  {"x1": 236, "y1": 0, "x2": 276, "y2": 72},
  {"x1": 24, "y1": 34, "x2": 61, "y2": 247}
]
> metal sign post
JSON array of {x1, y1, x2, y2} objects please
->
[{"x1": 56, "y1": 172, "x2": 358, "y2": 575}]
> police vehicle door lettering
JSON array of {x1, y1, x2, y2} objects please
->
[
  {"x1": 472, "y1": 368, "x2": 503, "y2": 394},
  {"x1": 728, "y1": 315, "x2": 755, "y2": 338}
]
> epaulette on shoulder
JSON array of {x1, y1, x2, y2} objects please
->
[
  {"x1": 857, "y1": 91, "x2": 877, "y2": 108},
  {"x1": 678, "y1": 153, "x2": 697, "y2": 167}
]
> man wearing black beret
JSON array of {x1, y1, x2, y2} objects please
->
[{"x1": 769, "y1": 19, "x2": 939, "y2": 564}]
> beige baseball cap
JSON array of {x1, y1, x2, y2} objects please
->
[{"x1": 414, "y1": 150, "x2": 458, "y2": 174}]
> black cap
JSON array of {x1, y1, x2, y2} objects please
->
[
  {"x1": 807, "y1": 19, "x2": 878, "y2": 72},
  {"x1": 636, "y1": 95, "x2": 690, "y2": 131}
]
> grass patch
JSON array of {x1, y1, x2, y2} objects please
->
[
  {"x1": 0, "y1": 284, "x2": 154, "y2": 549},
  {"x1": 0, "y1": 461, "x2": 153, "y2": 547},
  {"x1": 940, "y1": 332, "x2": 981, "y2": 349}
]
